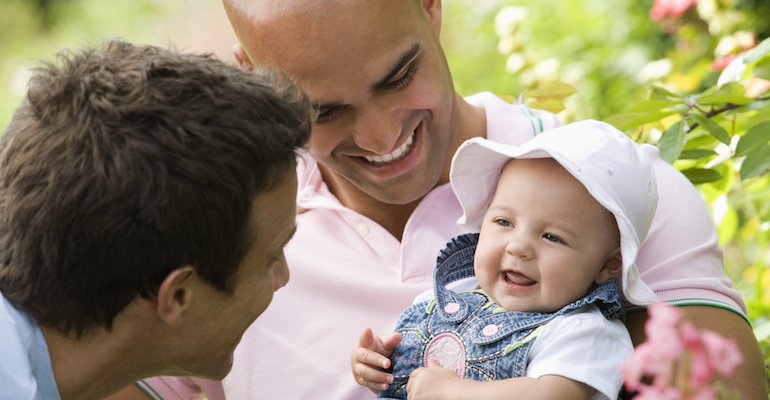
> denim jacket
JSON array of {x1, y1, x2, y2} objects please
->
[{"x1": 378, "y1": 233, "x2": 624, "y2": 399}]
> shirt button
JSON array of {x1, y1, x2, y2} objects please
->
[
  {"x1": 356, "y1": 223, "x2": 369, "y2": 237},
  {"x1": 482, "y1": 324, "x2": 499, "y2": 337},
  {"x1": 444, "y1": 302, "x2": 461, "y2": 315}
]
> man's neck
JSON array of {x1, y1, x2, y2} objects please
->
[
  {"x1": 39, "y1": 304, "x2": 165, "y2": 400},
  {"x1": 322, "y1": 91, "x2": 487, "y2": 240}
]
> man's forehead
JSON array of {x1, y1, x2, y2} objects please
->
[
  {"x1": 227, "y1": 0, "x2": 425, "y2": 103},
  {"x1": 225, "y1": 0, "x2": 412, "y2": 24}
]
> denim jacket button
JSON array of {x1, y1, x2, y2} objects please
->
[
  {"x1": 482, "y1": 324, "x2": 499, "y2": 337},
  {"x1": 444, "y1": 302, "x2": 461, "y2": 315}
]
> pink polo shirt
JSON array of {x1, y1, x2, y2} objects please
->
[{"x1": 139, "y1": 92, "x2": 745, "y2": 400}]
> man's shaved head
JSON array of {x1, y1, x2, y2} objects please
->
[{"x1": 220, "y1": 0, "x2": 472, "y2": 234}]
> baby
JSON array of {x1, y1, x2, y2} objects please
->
[{"x1": 351, "y1": 120, "x2": 659, "y2": 400}]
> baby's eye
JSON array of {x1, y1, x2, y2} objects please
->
[
  {"x1": 543, "y1": 233, "x2": 565, "y2": 244},
  {"x1": 494, "y1": 218, "x2": 513, "y2": 227}
]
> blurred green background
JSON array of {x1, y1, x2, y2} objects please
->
[{"x1": 1, "y1": 0, "x2": 769, "y2": 383}]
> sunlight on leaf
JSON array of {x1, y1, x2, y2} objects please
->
[
  {"x1": 527, "y1": 98, "x2": 565, "y2": 113},
  {"x1": 522, "y1": 81, "x2": 577, "y2": 101},
  {"x1": 740, "y1": 144, "x2": 770, "y2": 180},
  {"x1": 690, "y1": 113, "x2": 731, "y2": 144},
  {"x1": 658, "y1": 120, "x2": 686, "y2": 164},
  {"x1": 681, "y1": 167, "x2": 723, "y2": 184},
  {"x1": 735, "y1": 121, "x2": 770, "y2": 158}
]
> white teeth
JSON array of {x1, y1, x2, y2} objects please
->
[{"x1": 364, "y1": 131, "x2": 415, "y2": 165}]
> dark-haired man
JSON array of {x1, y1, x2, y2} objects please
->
[
  {"x1": 130, "y1": 0, "x2": 767, "y2": 399},
  {"x1": 0, "y1": 39, "x2": 313, "y2": 400}
]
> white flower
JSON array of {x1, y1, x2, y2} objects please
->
[
  {"x1": 505, "y1": 53, "x2": 527, "y2": 74},
  {"x1": 494, "y1": 6, "x2": 528, "y2": 38},
  {"x1": 637, "y1": 59, "x2": 673, "y2": 83},
  {"x1": 533, "y1": 57, "x2": 560, "y2": 82}
]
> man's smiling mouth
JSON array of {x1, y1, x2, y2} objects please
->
[{"x1": 363, "y1": 130, "x2": 415, "y2": 165}]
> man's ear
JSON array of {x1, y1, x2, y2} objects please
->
[
  {"x1": 595, "y1": 248, "x2": 623, "y2": 285},
  {"x1": 420, "y1": 0, "x2": 442, "y2": 37},
  {"x1": 156, "y1": 266, "x2": 197, "y2": 327},
  {"x1": 233, "y1": 44, "x2": 255, "y2": 71}
]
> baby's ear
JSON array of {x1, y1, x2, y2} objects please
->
[{"x1": 595, "y1": 248, "x2": 622, "y2": 285}]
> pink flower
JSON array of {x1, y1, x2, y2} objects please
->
[
  {"x1": 701, "y1": 331, "x2": 743, "y2": 376},
  {"x1": 688, "y1": 387, "x2": 718, "y2": 400},
  {"x1": 622, "y1": 303, "x2": 744, "y2": 400},
  {"x1": 709, "y1": 54, "x2": 739, "y2": 71},
  {"x1": 635, "y1": 385, "x2": 684, "y2": 400},
  {"x1": 650, "y1": 0, "x2": 697, "y2": 21}
]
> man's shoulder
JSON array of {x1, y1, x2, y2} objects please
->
[{"x1": 464, "y1": 91, "x2": 562, "y2": 145}]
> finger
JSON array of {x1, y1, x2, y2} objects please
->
[
  {"x1": 427, "y1": 357, "x2": 441, "y2": 368},
  {"x1": 353, "y1": 363, "x2": 394, "y2": 391},
  {"x1": 352, "y1": 346, "x2": 391, "y2": 370},
  {"x1": 358, "y1": 327, "x2": 376, "y2": 349},
  {"x1": 377, "y1": 332, "x2": 402, "y2": 352}
]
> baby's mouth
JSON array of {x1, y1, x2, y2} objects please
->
[{"x1": 504, "y1": 271, "x2": 536, "y2": 286}]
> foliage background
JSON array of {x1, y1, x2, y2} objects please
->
[{"x1": 1, "y1": 0, "x2": 769, "y2": 387}]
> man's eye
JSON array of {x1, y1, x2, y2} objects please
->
[
  {"x1": 543, "y1": 233, "x2": 565, "y2": 244},
  {"x1": 381, "y1": 62, "x2": 416, "y2": 91},
  {"x1": 316, "y1": 106, "x2": 342, "y2": 123}
]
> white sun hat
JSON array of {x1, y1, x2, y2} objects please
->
[{"x1": 450, "y1": 119, "x2": 659, "y2": 305}]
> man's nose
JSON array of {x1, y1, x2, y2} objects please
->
[{"x1": 351, "y1": 104, "x2": 402, "y2": 155}]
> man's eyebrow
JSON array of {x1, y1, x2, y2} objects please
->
[
  {"x1": 371, "y1": 43, "x2": 421, "y2": 90},
  {"x1": 313, "y1": 44, "x2": 421, "y2": 111},
  {"x1": 314, "y1": 101, "x2": 343, "y2": 112}
]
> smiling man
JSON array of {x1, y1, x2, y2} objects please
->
[
  {"x1": 0, "y1": 39, "x2": 312, "y2": 400},
  {"x1": 124, "y1": 0, "x2": 767, "y2": 399}
]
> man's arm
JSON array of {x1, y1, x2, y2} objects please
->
[{"x1": 626, "y1": 306, "x2": 768, "y2": 399}]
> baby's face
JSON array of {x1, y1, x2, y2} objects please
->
[{"x1": 474, "y1": 158, "x2": 621, "y2": 313}]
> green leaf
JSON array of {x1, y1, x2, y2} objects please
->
[
  {"x1": 681, "y1": 168, "x2": 723, "y2": 184},
  {"x1": 740, "y1": 143, "x2": 770, "y2": 180},
  {"x1": 743, "y1": 36, "x2": 770, "y2": 64},
  {"x1": 603, "y1": 113, "x2": 639, "y2": 131},
  {"x1": 752, "y1": 56, "x2": 770, "y2": 81},
  {"x1": 717, "y1": 37, "x2": 770, "y2": 87},
  {"x1": 717, "y1": 57, "x2": 748, "y2": 87},
  {"x1": 649, "y1": 84, "x2": 683, "y2": 100},
  {"x1": 603, "y1": 110, "x2": 678, "y2": 131},
  {"x1": 527, "y1": 98, "x2": 565, "y2": 113},
  {"x1": 658, "y1": 121, "x2": 686, "y2": 164},
  {"x1": 690, "y1": 114, "x2": 731, "y2": 144},
  {"x1": 523, "y1": 82, "x2": 577, "y2": 101},
  {"x1": 679, "y1": 149, "x2": 717, "y2": 159},
  {"x1": 735, "y1": 121, "x2": 770, "y2": 157},
  {"x1": 697, "y1": 95, "x2": 754, "y2": 105},
  {"x1": 715, "y1": 82, "x2": 745, "y2": 96},
  {"x1": 628, "y1": 100, "x2": 681, "y2": 113}
]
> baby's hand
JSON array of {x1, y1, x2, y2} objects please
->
[
  {"x1": 405, "y1": 358, "x2": 461, "y2": 400},
  {"x1": 350, "y1": 327, "x2": 402, "y2": 393}
]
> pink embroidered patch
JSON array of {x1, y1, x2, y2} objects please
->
[{"x1": 424, "y1": 332, "x2": 466, "y2": 378}]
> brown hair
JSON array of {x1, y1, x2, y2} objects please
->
[{"x1": 0, "y1": 39, "x2": 313, "y2": 336}]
